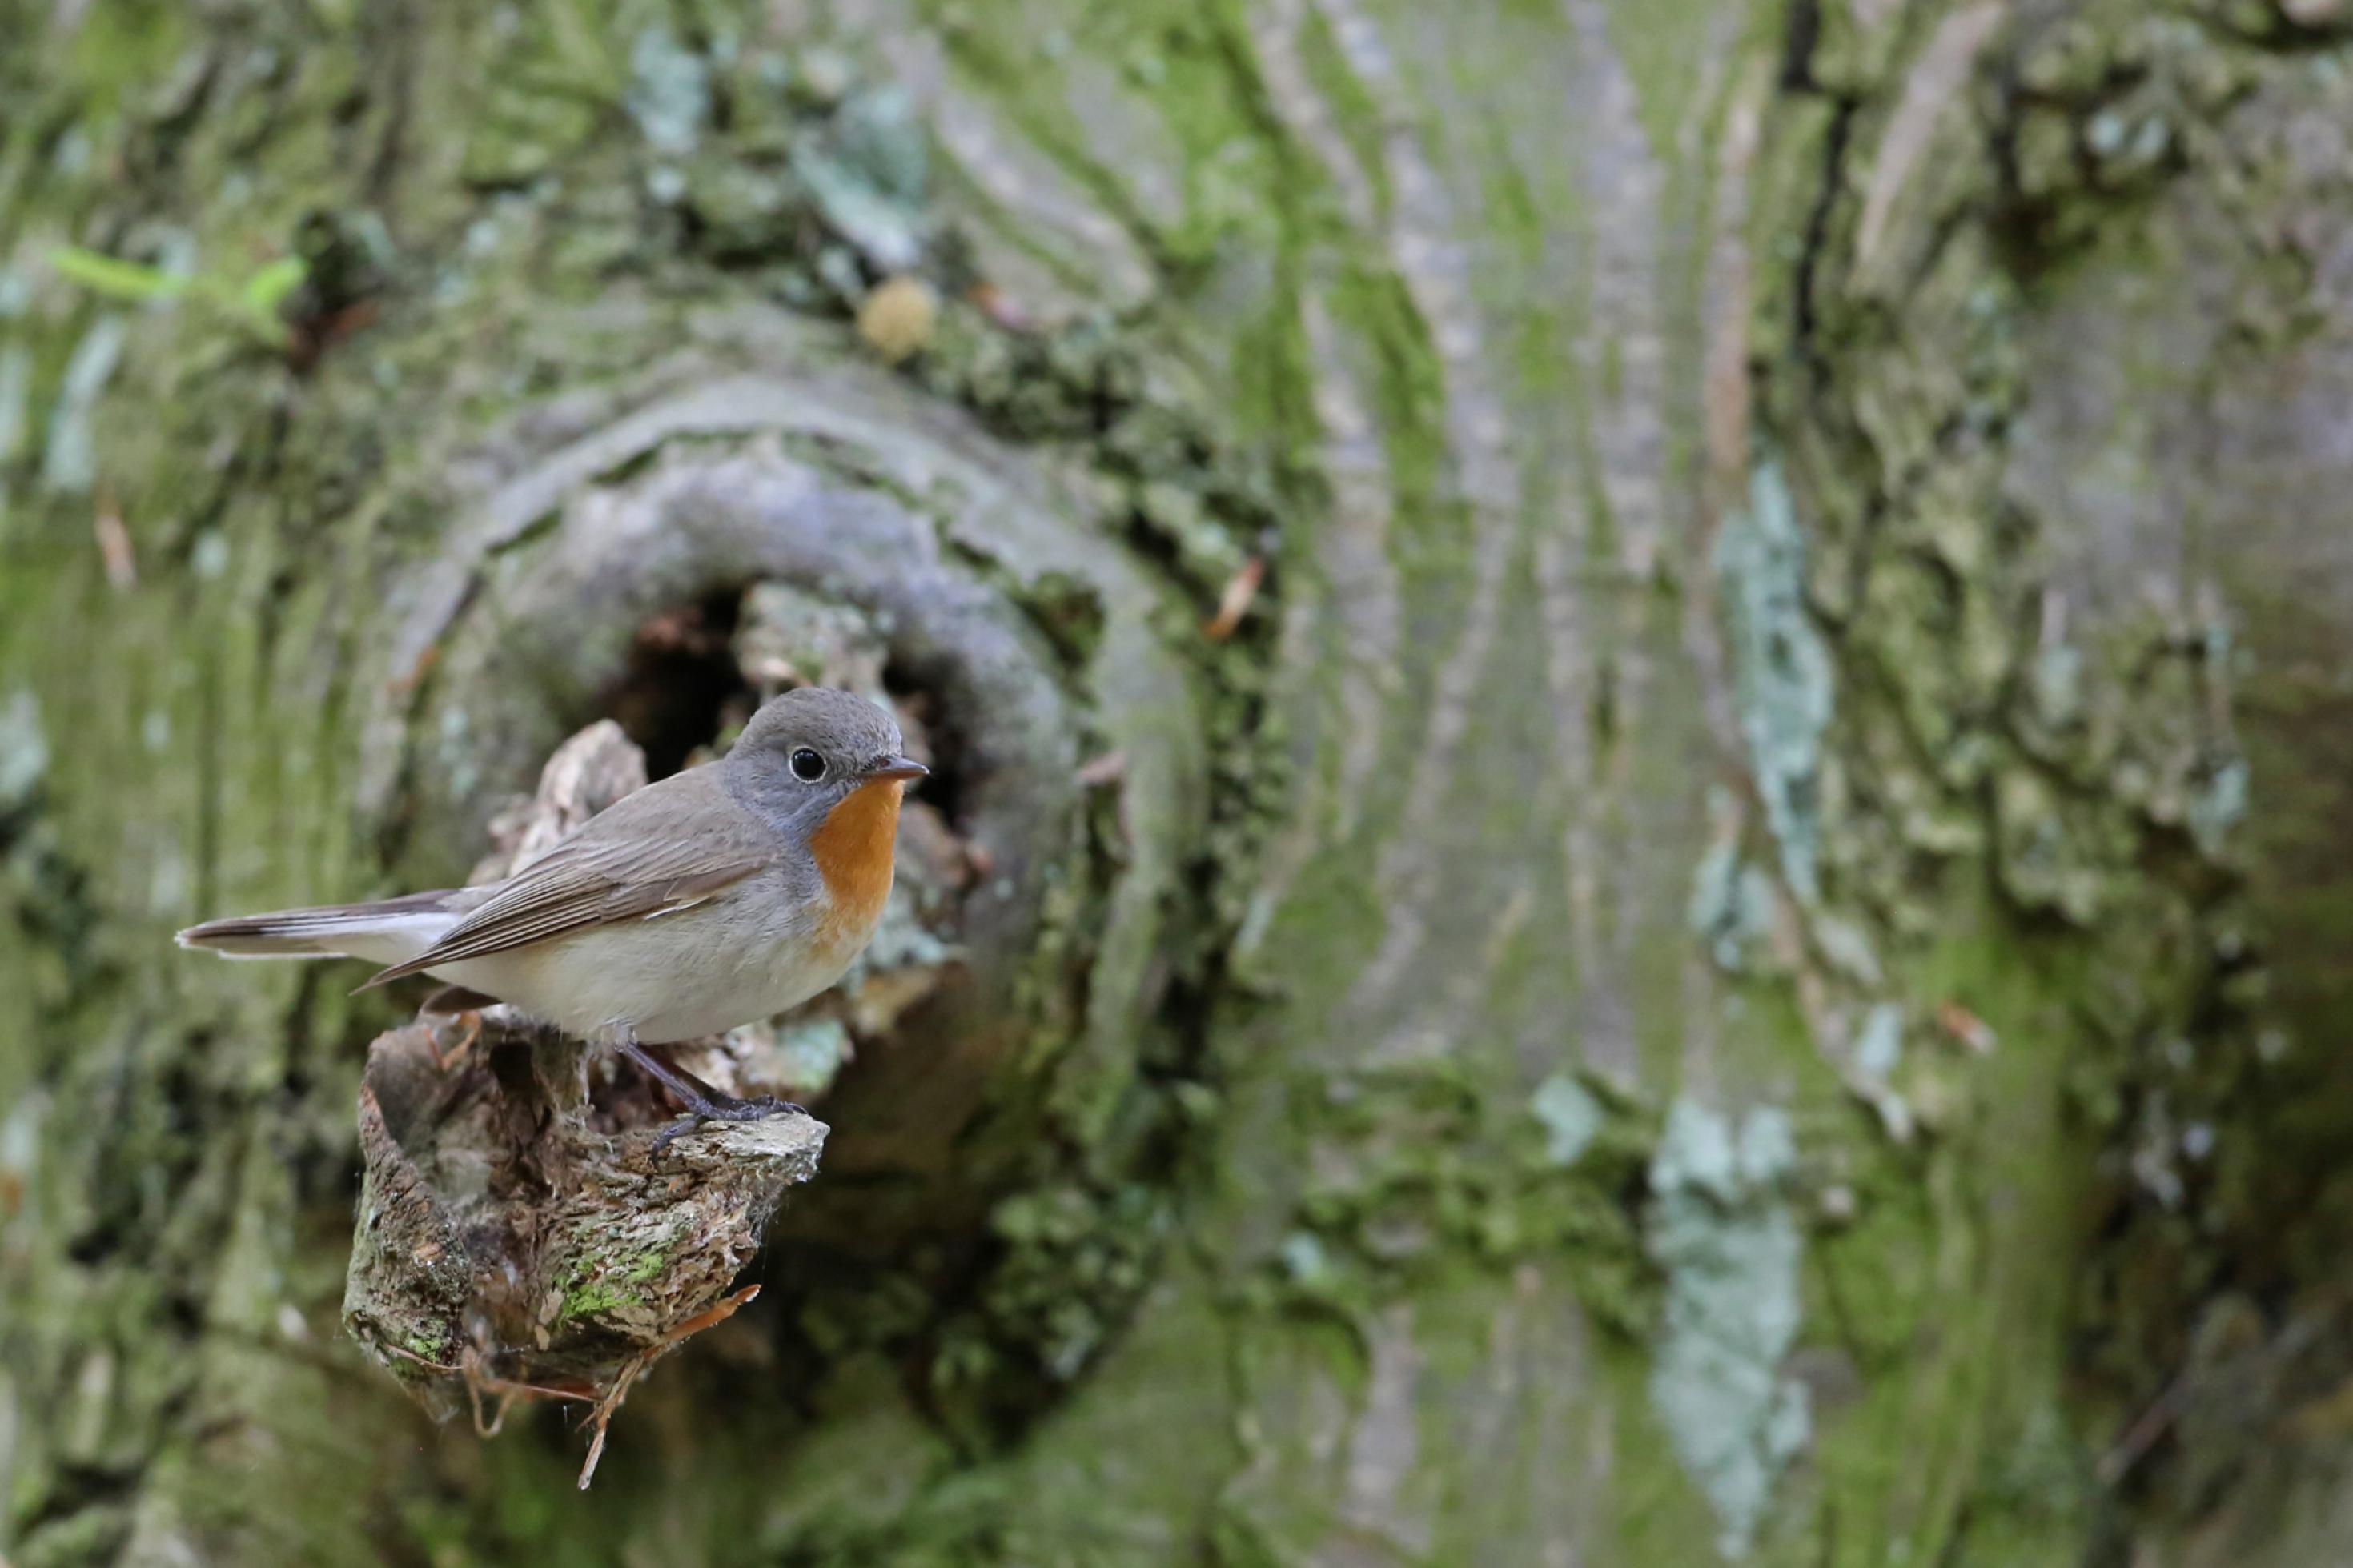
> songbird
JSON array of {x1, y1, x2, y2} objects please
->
[{"x1": 177, "y1": 686, "x2": 926, "y2": 1132}]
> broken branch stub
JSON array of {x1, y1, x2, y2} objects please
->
[{"x1": 340, "y1": 722, "x2": 825, "y2": 1471}]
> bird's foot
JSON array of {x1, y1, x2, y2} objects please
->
[
  {"x1": 614, "y1": 1036, "x2": 805, "y2": 1149},
  {"x1": 651, "y1": 1093, "x2": 807, "y2": 1150}
]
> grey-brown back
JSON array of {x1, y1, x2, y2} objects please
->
[{"x1": 357, "y1": 762, "x2": 792, "y2": 987}]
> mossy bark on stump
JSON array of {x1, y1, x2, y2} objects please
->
[{"x1": 8, "y1": 2, "x2": 2353, "y2": 1565}]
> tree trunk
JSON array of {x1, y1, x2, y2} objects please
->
[{"x1": 7, "y1": 0, "x2": 2353, "y2": 1563}]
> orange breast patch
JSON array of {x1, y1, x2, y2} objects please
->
[{"x1": 809, "y1": 777, "x2": 905, "y2": 945}]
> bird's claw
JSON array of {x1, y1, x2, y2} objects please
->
[
  {"x1": 650, "y1": 1094, "x2": 807, "y2": 1152},
  {"x1": 725, "y1": 1094, "x2": 805, "y2": 1121}
]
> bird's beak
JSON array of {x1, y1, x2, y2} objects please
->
[{"x1": 867, "y1": 755, "x2": 930, "y2": 783}]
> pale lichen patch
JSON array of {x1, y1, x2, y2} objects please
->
[
  {"x1": 38, "y1": 314, "x2": 125, "y2": 495},
  {"x1": 0, "y1": 689, "x2": 47, "y2": 812},
  {"x1": 1530, "y1": 1073, "x2": 1604, "y2": 1168},
  {"x1": 1647, "y1": 1097, "x2": 1809, "y2": 1558},
  {"x1": 1716, "y1": 462, "x2": 1834, "y2": 906}
]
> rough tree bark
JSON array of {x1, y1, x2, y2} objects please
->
[{"x1": 6, "y1": 1, "x2": 2353, "y2": 1565}]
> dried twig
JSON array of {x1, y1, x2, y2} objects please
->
[
  {"x1": 576, "y1": 1285, "x2": 762, "y2": 1489},
  {"x1": 1203, "y1": 556, "x2": 1265, "y2": 640},
  {"x1": 377, "y1": 1339, "x2": 597, "y2": 1438},
  {"x1": 423, "y1": 1009, "x2": 481, "y2": 1071},
  {"x1": 2098, "y1": 1367, "x2": 2189, "y2": 1487},
  {"x1": 967, "y1": 280, "x2": 1032, "y2": 331},
  {"x1": 1937, "y1": 1000, "x2": 1998, "y2": 1054},
  {"x1": 386, "y1": 642, "x2": 439, "y2": 699},
  {"x1": 93, "y1": 491, "x2": 136, "y2": 591}
]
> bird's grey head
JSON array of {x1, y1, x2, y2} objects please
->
[{"x1": 727, "y1": 687, "x2": 926, "y2": 820}]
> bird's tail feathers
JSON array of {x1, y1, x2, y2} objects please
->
[{"x1": 175, "y1": 889, "x2": 457, "y2": 960}]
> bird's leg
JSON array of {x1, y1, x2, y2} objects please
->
[{"x1": 612, "y1": 1033, "x2": 803, "y2": 1147}]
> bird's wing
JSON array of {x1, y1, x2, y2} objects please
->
[{"x1": 355, "y1": 779, "x2": 772, "y2": 988}]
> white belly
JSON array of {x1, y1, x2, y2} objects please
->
[{"x1": 431, "y1": 902, "x2": 859, "y2": 1045}]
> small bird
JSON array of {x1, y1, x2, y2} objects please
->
[{"x1": 177, "y1": 687, "x2": 926, "y2": 1133}]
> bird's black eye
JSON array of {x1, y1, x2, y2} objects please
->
[{"x1": 789, "y1": 748, "x2": 827, "y2": 782}]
